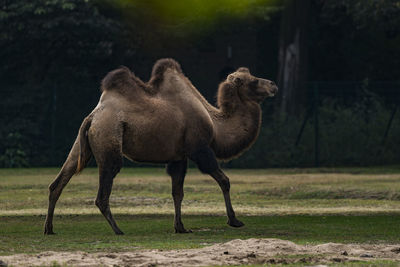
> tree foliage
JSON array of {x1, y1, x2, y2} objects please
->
[
  {"x1": 0, "y1": 0, "x2": 399, "y2": 167},
  {"x1": 0, "y1": 0, "x2": 133, "y2": 166},
  {"x1": 321, "y1": 0, "x2": 400, "y2": 37},
  {"x1": 310, "y1": 0, "x2": 400, "y2": 81}
]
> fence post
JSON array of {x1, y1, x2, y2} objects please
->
[
  {"x1": 295, "y1": 110, "x2": 309, "y2": 146},
  {"x1": 314, "y1": 83, "x2": 319, "y2": 167},
  {"x1": 382, "y1": 106, "x2": 397, "y2": 146}
]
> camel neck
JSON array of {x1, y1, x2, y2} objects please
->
[{"x1": 211, "y1": 101, "x2": 262, "y2": 160}]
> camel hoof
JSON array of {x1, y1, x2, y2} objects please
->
[
  {"x1": 175, "y1": 228, "x2": 193, "y2": 234},
  {"x1": 227, "y1": 218, "x2": 245, "y2": 228}
]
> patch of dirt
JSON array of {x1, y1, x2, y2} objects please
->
[{"x1": 1, "y1": 238, "x2": 400, "y2": 266}]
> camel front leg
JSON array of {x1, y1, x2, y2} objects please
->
[
  {"x1": 209, "y1": 169, "x2": 244, "y2": 227},
  {"x1": 167, "y1": 159, "x2": 191, "y2": 233},
  {"x1": 190, "y1": 146, "x2": 244, "y2": 228}
]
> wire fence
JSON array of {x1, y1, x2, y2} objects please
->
[
  {"x1": 289, "y1": 81, "x2": 399, "y2": 167},
  {"x1": 0, "y1": 81, "x2": 399, "y2": 168}
]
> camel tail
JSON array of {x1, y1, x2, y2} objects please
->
[{"x1": 76, "y1": 115, "x2": 93, "y2": 174}]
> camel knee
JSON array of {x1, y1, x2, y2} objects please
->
[
  {"x1": 172, "y1": 189, "x2": 184, "y2": 200},
  {"x1": 49, "y1": 180, "x2": 59, "y2": 192},
  {"x1": 48, "y1": 173, "x2": 64, "y2": 192},
  {"x1": 49, "y1": 164, "x2": 76, "y2": 192},
  {"x1": 48, "y1": 182, "x2": 63, "y2": 202},
  {"x1": 95, "y1": 198, "x2": 108, "y2": 213},
  {"x1": 219, "y1": 177, "x2": 230, "y2": 191},
  {"x1": 48, "y1": 189, "x2": 57, "y2": 201}
]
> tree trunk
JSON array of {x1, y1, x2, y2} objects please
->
[{"x1": 277, "y1": 0, "x2": 310, "y2": 114}]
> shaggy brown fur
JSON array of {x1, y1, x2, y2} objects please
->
[
  {"x1": 44, "y1": 58, "x2": 278, "y2": 235},
  {"x1": 149, "y1": 58, "x2": 183, "y2": 87},
  {"x1": 101, "y1": 66, "x2": 155, "y2": 95}
]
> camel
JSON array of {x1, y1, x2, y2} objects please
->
[{"x1": 44, "y1": 58, "x2": 278, "y2": 235}]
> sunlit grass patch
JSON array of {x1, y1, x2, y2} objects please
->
[
  {"x1": 0, "y1": 167, "x2": 400, "y2": 215},
  {"x1": 0, "y1": 167, "x2": 400, "y2": 259}
]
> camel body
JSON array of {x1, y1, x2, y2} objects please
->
[
  {"x1": 91, "y1": 69, "x2": 213, "y2": 163},
  {"x1": 90, "y1": 68, "x2": 261, "y2": 163},
  {"x1": 44, "y1": 59, "x2": 278, "y2": 235}
]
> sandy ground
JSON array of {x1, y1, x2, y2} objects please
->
[{"x1": 1, "y1": 238, "x2": 400, "y2": 266}]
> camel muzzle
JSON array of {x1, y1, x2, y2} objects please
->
[
  {"x1": 270, "y1": 85, "x2": 278, "y2": 97},
  {"x1": 259, "y1": 78, "x2": 278, "y2": 97}
]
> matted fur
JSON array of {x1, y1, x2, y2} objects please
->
[
  {"x1": 149, "y1": 58, "x2": 183, "y2": 87},
  {"x1": 216, "y1": 81, "x2": 240, "y2": 114},
  {"x1": 101, "y1": 66, "x2": 149, "y2": 94}
]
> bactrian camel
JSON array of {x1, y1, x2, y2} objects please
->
[{"x1": 44, "y1": 58, "x2": 278, "y2": 235}]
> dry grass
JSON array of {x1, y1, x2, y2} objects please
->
[
  {"x1": 0, "y1": 167, "x2": 399, "y2": 216},
  {"x1": 1, "y1": 167, "x2": 400, "y2": 258}
]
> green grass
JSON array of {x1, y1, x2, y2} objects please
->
[
  {"x1": 1, "y1": 167, "x2": 400, "y2": 215},
  {"x1": 0, "y1": 167, "x2": 400, "y2": 256},
  {"x1": 1, "y1": 214, "x2": 399, "y2": 255}
]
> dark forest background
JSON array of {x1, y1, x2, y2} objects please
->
[{"x1": 1, "y1": 0, "x2": 400, "y2": 168}]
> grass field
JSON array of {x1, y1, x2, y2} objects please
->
[{"x1": 1, "y1": 167, "x2": 400, "y2": 265}]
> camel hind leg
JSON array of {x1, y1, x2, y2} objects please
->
[
  {"x1": 87, "y1": 112, "x2": 124, "y2": 234},
  {"x1": 44, "y1": 140, "x2": 91, "y2": 235},
  {"x1": 95, "y1": 152, "x2": 124, "y2": 235}
]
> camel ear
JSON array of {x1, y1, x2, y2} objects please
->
[{"x1": 237, "y1": 67, "x2": 250, "y2": 73}]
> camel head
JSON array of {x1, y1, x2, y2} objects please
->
[{"x1": 227, "y1": 67, "x2": 278, "y2": 103}]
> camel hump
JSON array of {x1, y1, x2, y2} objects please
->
[
  {"x1": 150, "y1": 58, "x2": 183, "y2": 87},
  {"x1": 152, "y1": 58, "x2": 182, "y2": 77},
  {"x1": 101, "y1": 66, "x2": 136, "y2": 92}
]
